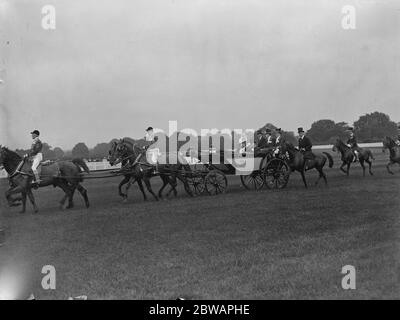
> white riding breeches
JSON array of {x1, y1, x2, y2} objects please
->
[{"x1": 31, "y1": 153, "x2": 43, "y2": 172}]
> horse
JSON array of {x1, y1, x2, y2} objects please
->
[
  {"x1": 108, "y1": 139, "x2": 193, "y2": 202},
  {"x1": 0, "y1": 146, "x2": 90, "y2": 213},
  {"x1": 280, "y1": 142, "x2": 334, "y2": 188},
  {"x1": 332, "y1": 139, "x2": 374, "y2": 176},
  {"x1": 382, "y1": 136, "x2": 400, "y2": 174}
]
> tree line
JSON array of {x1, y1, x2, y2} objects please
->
[{"x1": 15, "y1": 111, "x2": 399, "y2": 160}]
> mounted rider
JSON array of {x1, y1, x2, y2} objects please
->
[
  {"x1": 26, "y1": 130, "x2": 43, "y2": 185},
  {"x1": 298, "y1": 127, "x2": 315, "y2": 170},
  {"x1": 346, "y1": 127, "x2": 360, "y2": 162},
  {"x1": 143, "y1": 126, "x2": 159, "y2": 173}
]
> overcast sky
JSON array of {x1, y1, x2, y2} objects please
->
[{"x1": 1, "y1": 0, "x2": 399, "y2": 150}]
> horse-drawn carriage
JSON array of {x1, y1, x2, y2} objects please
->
[{"x1": 183, "y1": 148, "x2": 291, "y2": 196}]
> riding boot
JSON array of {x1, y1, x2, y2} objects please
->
[{"x1": 32, "y1": 171, "x2": 42, "y2": 187}]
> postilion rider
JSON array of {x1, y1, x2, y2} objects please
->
[
  {"x1": 298, "y1": 127, "x2": 315, "y2": 170},
  {"x1": 25, "y1": 130, "x2": 43, "y2": 185},
  {"x1": 143, "y1": 127, "x2": 160, "y2": 174},
  {"x1": 346, "y1": 127, "x2": 360, "y2": 162}
]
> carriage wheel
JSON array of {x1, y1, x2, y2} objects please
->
[
  {"x1": 240, "y1": 172, "x2": 264, "y2": 190},
  {"x1": 205, "y1": 170, "x2": 228, "y2": 195},
  {"x1": 188, "y1": 176, "x2": 206, "y2": 196},
  {"x1": 263, "y1": 158, "x2": 290, "y2": 189}
]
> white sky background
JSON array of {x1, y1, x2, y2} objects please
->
[{"x1": 1, "y1": 0, "x2": 399, "y2": 149}]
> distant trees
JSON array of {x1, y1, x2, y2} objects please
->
[
  {"x1": 307, "y1": 120, "x2": 348, "y2": 144},
  {"x1": 353, "y1": 112, "x2": 397, "y2": 142},
  {"x1": 90, "y1": 143, "x2": 110, "y2": 159},
  {"x1": 53, "y1": 147, "x2": 65, "y2": 159},
  {"x1": 72, "y1": 142, "x2": 90, "y2": 159}
]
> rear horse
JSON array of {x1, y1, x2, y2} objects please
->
[
  {"x1": 332, "y1": 139, "x2": 374, "y2": 176},
  {"x1": 0, "y1": 146, "x2": 90, "y2": 213}
]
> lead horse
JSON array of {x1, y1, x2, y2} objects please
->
[
  {"x1": 332, "y1": 139, "x2": 374, "y2": 176},
  {"x1": 382, "y1": 136, "x2": 400, "y2": 174},
  {"x1": 108, "y1": 139, "x2": 193, "y2": 202},
  {"x1": 0, "y1": 146, "x2": 89, "y2": 213}
]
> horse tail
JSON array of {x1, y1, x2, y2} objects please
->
[
  {"x1": 323, "y1": 152, "x2": 334, "y2": 168},
  {"x1": 72, "y1": 158, "x2": 90, "y2": 174},
  {"x1": 367, "y1": 150, "x2": 375, "y2": 160}
]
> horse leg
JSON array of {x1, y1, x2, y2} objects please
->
[
  {"x1": 66, "y1": 187, "x2": 76, "y2": 209},
  {"x1": 136, "y1": 178, "x2": 147, "y2": 202},
  {"x1": 5, "y1": 185, "x2": 25, "y2": 209},
  {"x1": 346, "y1": 162, "x2": 350, "y2": 176},
  {"x1": 366, "y1": 159, "x2": 373, "y2": 176},
  {"x1": 386, "y1": 161, "x2": 394, "y2": 174},
  {"x1": 76, "y1": 183, "x2": 89, "y2": 208},
  {"x1": 166, "y1": 175, "x2": 180, "y2": 198},
  {"x1": 19, "y1": 192, "x2": 27, "y2": 214},
  {"x1": 57, "y1": 181, "x2": 73, "y2": 210},
  {"x1": 143, "y1": 176, "x2": 159, "y2": 201},
  {"x1": 177, "y1": 174, "x2": 193, "y2": 197},
  {"x1": 340, "y1": 161, "x2": 347, "y2": 174},
  {"x1": 26, "y1": 189, "x2": 39, "y2": 213},
  {"x1": 300, "y1": 170, "x2": 308, "y2": 188},
  {"x1": 158, "y1": 175, "x2": 169, "y2": 199},
  {"x1": 118, "y1": 176, "x2": 131, "y2": 199},
  {"x1": 359, "y1": 160, "x2": 366, "y2": 177}
]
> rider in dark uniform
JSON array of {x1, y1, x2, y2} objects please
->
[
  {"x1": 346, "y1": 127, "x2": 360, "y2": 162},
  {"x1": 298, "y1": 127, "x2": 314, "y2": 169}
]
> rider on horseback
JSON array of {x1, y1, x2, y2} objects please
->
[
  {"x1": 26, "y1": 130, "x2": 43, "y2": 185},
  {"x1": 144, "y1": 126, "x2": 159, "y2": 174},
  {"x1": 298, "y1": 127, "x2": 315, "y2": 170},
  {"x1": 346, "y1": 127, "x2": 360, "y2": 162}
]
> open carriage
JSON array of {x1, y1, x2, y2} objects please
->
[{"x1": 183, "y1": 149, "x2": 291, "y2": 196}]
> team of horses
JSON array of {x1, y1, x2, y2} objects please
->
[{"x1": 0, "y1": 136, "x2": 399, "y2": 214}]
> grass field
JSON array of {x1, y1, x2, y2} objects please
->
[{"x1": 0, "y1": 149, "x2": 399, "y2": 299}]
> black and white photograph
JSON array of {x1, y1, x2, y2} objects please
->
[{"x1": 0, "y1": 0, "x2": 399, "y2": 304}]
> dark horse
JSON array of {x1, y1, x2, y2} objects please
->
[
  {"x1": 0, "y1": 146, "x2": 90, "y2": 213},
  {"x1": 382, "y1": 136, "x2": 400, "y2": 174},
  {"x1": 280, "y1": 142, "x2": 334, "y2": 188},
  {"x1": 332, "y1": 139, "x2": 374, "y2": 176},
  {"x1": 108, "y1": 139, "x2": 193, "y2": 202}
]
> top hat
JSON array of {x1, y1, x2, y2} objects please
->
[
  {"x1": 276, "y1": 128, "x2": 282, "y2": 133},
  {"x1": 30, "y1": 130, "x2": 40, "y2": 136},
  {"x1": 297, "y1": 127, "x2": 305, "y2": 134},
  {"x1": 145, "y1": 127, "x2": 153, "y2": 132},
  {"x1": 347, "y1": 127, "x2": 354, "y2": 131}
]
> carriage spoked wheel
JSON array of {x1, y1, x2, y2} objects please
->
[
  {"x1": 263, "y1": 158, "x2": 290, "y2": 189},
  {"x1": 240, "y1": 171, "x2": 264, "y2": 190},
  {"x1": 204, "y1": 170, "x2": 228, "y2": 195},
  {"x1": 188, "y1": 175, "x2": 206, "y2": 196}
]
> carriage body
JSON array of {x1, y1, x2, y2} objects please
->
[{"x1": 184, "y1": 148, "x2": 291, "y2": 196}]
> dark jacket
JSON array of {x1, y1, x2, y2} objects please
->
[
  {"x1": 347, "y1": 136, "x2": 358, "y2": 149},
  {"x1": 29, "y1": 138, "x2": 43, "y2": 156},
  {"x1": 298, "y1": 136, "x2": 312, "y2": 152}
]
